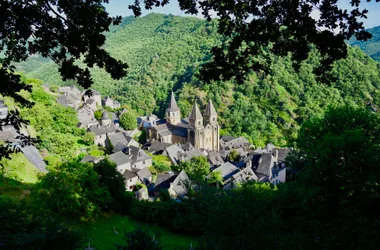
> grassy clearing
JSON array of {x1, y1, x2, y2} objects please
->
[
  {"x1": 78, "y1": 214, "x2": 197, "y2": 250},
  {"x1": 0, "y1": 178, "x2": 33, "y2": 199},
  {"x1": 0, "y1": 153, "x2": 39, "y2": 183}
]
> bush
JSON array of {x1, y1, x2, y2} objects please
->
[
  {"x1": 36, "y1": 162, "x2": 111, "y2": 219},
  {"x1": 82, "y1": 132, "x2": 95, "y2": 146},
  {"x1": 119, "y1": 112, "x2": 137, "y2": 130}
]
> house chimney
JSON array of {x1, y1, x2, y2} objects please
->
[{"x1": 274, "y1": 150, "x2": 279, "y2": 160}]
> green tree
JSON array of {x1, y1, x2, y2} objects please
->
[
  {"x1": 93, "y1": 159, "x2": 133, "y2": 213},
  {"x1": 152, "y1": 155, "x2": 172, "y2": 173},
  {"x1": 207, "y1": 171, "x2": 223, "y2": 186},
  {"x1": 290, "y1": 105, "x2": 380, "y2": 217},
  {"x1": 0, "y1": 197, "x2": 84, "y2": 249},
  {"x1": 119, "y1": 112, "x2": 137, "y2": 130},
  {"x1": 37, "y1": 162, "x2": 111, "y2": 219},
  {"x1": 180, "y1": 156, "x2": 210, "y2": 181},
  {"x1": 94, "y1": 110, "x2": 103, "y2": 120},
  {"x1": 227, "y1": 150, "x2": 240, "y2": 162},
  {"x1": 83, "y1": 132, "x2": 95, "y2": 146}
]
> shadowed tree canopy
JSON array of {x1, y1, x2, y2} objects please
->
[
  {"x1": 130, "y1": 0, "x2": 378, "y2": 83},
  {"x1": 0, "y1": 0, "x2": 128, "y2": 105}
]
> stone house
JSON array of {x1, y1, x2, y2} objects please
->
[
  {"x1": 82, "y1": 89, "x2": 101, "y2": 106},
  {"x1": 207, "y1": 151, "x2": 225, "y2": 168},
  {"x1": 84, "y1": 98, "x2": 97, "y2": 111},
  {"x1": 109, "y1": 146, "x2": 152, "y2": 174},
  {"x1": 245, "y1": 144, "x2": 290, "y2": 184},
  {"x1": 135, "y1": 188, "x2": 149, "y2": 200},
  {"x1": 106, "y1": 132, "x2": 139, "y2": 153},
  {"x1": 154, "y1": 170, "x2": 190, "y2": 198},
  {"x1": 210, "y1": 162, "x2": 240, "y2": 186},
  {"x1": 102, "y1": 96, "x2": 120, "y2": 109},
  {"x1": 123, "y1": 170, "x2": 139, "y2": 191},
  {"x1": 87, "y1": 112, "x2": 117, "y2": 146},
  {"x1": 220, "y1": 135, "x2": 250, "y2": 151},
  {"x1": 136, "y1": 167, "x2": 153, "y2": 185},
  {"x1": 77, "y1": 106, "x2": 98, "y2": 128},
  {"x1": 57, "y1": 86, "x2": 82, "y2": 110},
  {"x1": 163, "y1": 144, "x2": 184, "y2": 165},
  {"x1": 109, "y1": 151, "x2": 132, "y2": 173}
]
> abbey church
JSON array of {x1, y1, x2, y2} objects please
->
[{"x1": 150, "y1": 91, "x2": 220, "y2": 151}]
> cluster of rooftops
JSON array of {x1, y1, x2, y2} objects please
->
[
  {"x1": 57, "y1": 86, "x2": 292, "y2": 200},
  {"x1": 1, "y1": 85, "x2": 293, "y2": 202}
]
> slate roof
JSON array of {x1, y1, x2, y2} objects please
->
[
  {"x1": 207, "y1": 151, "x2": 224, "y2": 166},
  {"x1": 212, "y1": 162, "x2": 240, "y2": 181},
  {"x1": 232, "y1": 167, "x2": 258, "y2": 183},
  {"x1": 275, "y1": 148, "x2": 292, "y2": 163},
  {"x1": 109, "y1": 151, "x2": 131, "y2": 166},
  {"x1": 165, "y1": 144, "x2": 184, "y2": 164},
  {"x1": 86, "y1": 98, "x2": 95, "y2": 104},
  {"x1": 180, "y1": 148, "x2": 203, "y2": 162},
  {"x1": 108, "y1": 132, "x2": 133, "y2": 148},
  {"x1": 170, "y1": 170, "x2": 190, "y2": 197},
  {"x1": 123, "y1": 169, "x2": 137, "y2": 181},
  {"x1": 220, "y1": 135, "x2": 235, "y2": 142},
  {"x1": 80, "y1": 155, "x2": 97, "y2": 163},
  {"x1": 220, "y1": 136, "x2": 250, "y2": 150},
  {"x1": 180, "y1": 142, "x2": 194, "y2": 151},
  {"x1": 167, "y1": 91, "x2": 180, "y2": 112},
  {"x1": 170, "y1": 126, "x2": 188, "y2": 137},
  {"x1": 136, "y1": 167, "x2": 152, "y2": 180},
  {"x1": 88, "y1": 124, "x2": 117, "y2": 135},
  {"x1": 57, "y1": 93, "x2": 79, "y2": 106},
  {"x1": 102, "y1": 111, "x2": 110, "y2": 119},
  {"x1": 154, "y1": 123, "x2": 169, "y2": 132},
  {"x1": 155, "y1": 173, "x2": 177, "y2": 190},
  {"x1": 255, "y1": 152, "x2": 274, "y2": 177},
  {"x1": 148, "y1": 140, "x2": 172, "y2": 153},
  {"x1": 132, "y1": 148, "x2": 151, "y2": 164},
  {"x1": 21, "y1": 145, "x2": 47, "y2": 172}
]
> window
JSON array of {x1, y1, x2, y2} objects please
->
[
  {"x1": 143, "y1": 160, "x2": 145, "y2": 164},
  {"x1": 198, "y1": 121, "x2": 201, "y2": 125},
  {"x1": 213, "y1": 117, "x2": 216, "y2": 121}
]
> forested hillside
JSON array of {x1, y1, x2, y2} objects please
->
[
  {"x1": 348, "y1": 26, "x2": 380, "y2": 61},
  {"x1": 17, "y1": 13, "x2": 380, "y2": 146}
]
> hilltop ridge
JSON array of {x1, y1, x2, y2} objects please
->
[{"x1": 16, "y1": 13, "x2": 380, "y2": 146}]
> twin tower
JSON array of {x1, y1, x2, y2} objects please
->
[{"x1": 166, "y1": 91, "x2": 220, "y2": 151}]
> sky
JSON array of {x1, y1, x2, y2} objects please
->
[{"x1": 105, "y1": 0, "x2": 380, "y2": 29}]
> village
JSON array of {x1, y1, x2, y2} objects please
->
[
  {"x1": 1, "y1": 85, "x2": 291, "y2": 201},
  {"x1": 56, "y1": 85, "x2": 292, "y2": 200}
]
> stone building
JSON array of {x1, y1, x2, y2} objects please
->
[{"x1": 150, "y1": 91, "x2": 220, "y2": 151}]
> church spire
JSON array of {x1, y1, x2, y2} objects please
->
[
  {"x1": 189, "y1": 101, "x2": 203, "y2": 121},
  {"x1": 204, "y1": 99, "x2": 217, "y2": 117},
  {"x1": 168, "y1": 90, "x2": 180, "y2": 112},
  {"x1": 166, "y1": 90, "x2": 181, "y2": 125},
  {"x1": 189, "y1": 100, "x2": 203, "y2": 128}
]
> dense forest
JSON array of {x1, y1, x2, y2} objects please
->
[
  {"x1": 16, "y1": 13, "x2": 380, "y2": 147},
  {"x1": 348, "y1": 25, "x2": 380, "y2": 61}
]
